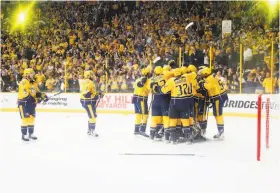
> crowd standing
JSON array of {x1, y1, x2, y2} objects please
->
[{"x1": 1, "y1": 1, "x2": 279, "y2": 94}]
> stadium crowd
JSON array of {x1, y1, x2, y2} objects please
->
[{"x1": 1, "y1": 1, "x2": 279, "y2": 94}]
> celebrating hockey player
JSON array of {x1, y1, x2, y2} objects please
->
[
  {"x1": 80, "y1": 71, "x2": 103, "y2": 136},
  {"x1": 194, "y1": 70, "x2": 209, "y2": 139},
  {"x1": 181, "y1": 65, "x2": 198, "y2": 127},
  {"x1": 154, "y1": 68, "x2": 196, "y2": 144},
  {"x1": 149, "y1": 66, "x2": 171, "y2": 140},
  {"x1": 198, "y1": 67, "x2": 228, "y2": 139},
  {"x1": 17, "y1": 68, "x2": 49, "y2": 141},
  {"x1": 132, "y1": 67, "x2": 151, "y2": 137}
]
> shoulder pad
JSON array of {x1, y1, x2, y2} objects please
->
[{"x1": 21, "y1": 78, "x2": 29, "y2": 85}]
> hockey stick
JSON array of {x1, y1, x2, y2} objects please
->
[
  {"x1": 96, "y1": 98, "x2": 101, "y2": 107},
  {"x1": 41, "y1": 91, "x2": 63, "y2": 105},
  {"x1": 45, "y1": 91, "x2": 64, "y2": 101},
  {"x1": 185, "y1": 22, "x2": 194, "y2": 30},
  {"x1": 138, "y1": 94, "x2": 152, "y2": 138},
  {"x1": 205, "y1": 98, "x2": 210, "y2": 129},
  {"x1": 95, "y1": 92, "x2": 105, "y2": 108},
  {"x1": 48, "y1": 91, "x2": 63, "y2": 99}
]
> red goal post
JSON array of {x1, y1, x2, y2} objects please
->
[{"x1": 257, "y1": 94, "x2": 280, "y2": 161}]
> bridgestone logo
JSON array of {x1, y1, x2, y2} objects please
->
[
  {"x1": 224, "y1": 100, "x2": 280, "y2": 111},
  {"x1": 224, "y1": 100, "x2": 258, "y2": 109}
]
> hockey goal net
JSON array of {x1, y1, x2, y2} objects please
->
[{"x1": 257, "y1": 94, "x2": 280, "y2": 162}]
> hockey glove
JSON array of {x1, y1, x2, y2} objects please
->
[
  {"x1": 42, "y1": 93, "x2": 49, "y2": 102},
  {"x1": 98, "y1": 92, "x2": 105, "y2": 99},
  {"x1": 153, "y1": 85, "x2": 161, "y2": 93},
  {"x1": 150, "y1": 82, "x2": 157, "y2": 92},
  {"x1": 137, "y1": 77, "x2": 147, "y2": 87},
  {"x1": 36, "y1": 92, "x2": 49, "y2": 103},
  {"x1": 36, "y1": 92, "x2": 42, "y2": 98}
]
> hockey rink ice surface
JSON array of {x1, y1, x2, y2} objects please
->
[{"x1": 0, "y1": 112, "x2": 279, "y2": 193}]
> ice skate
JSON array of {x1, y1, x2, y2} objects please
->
[
  {"x1": 140, "y1": 131, "x2": 149, "y2": 138},
  {"x1": 22, "y1": 135, "x2": 29, "y2": 142},
  {"x1": 154, "y1": 133, "x2": 163, "y2": 141},
  {"x1": 149, "y1": 129, "x2": 156, "y2": 140},
  {"x1": 91, "y1": 131, "x2": 99, "y2": 137},
  {"x1": 29, "y1": 134, "x2": 37, "y2": 140},
  {"x1": 213, "y1": 130, "x2": 224, "y2": 140},
  {"x1": 88, "y1": 129, "x2": 98, "y2": 137}
]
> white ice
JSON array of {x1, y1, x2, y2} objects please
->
[{"x1": 0, "y1": 112, "x2": 279, "y2": 193}]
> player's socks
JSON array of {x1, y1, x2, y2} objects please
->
[
  {"x1": 199, "y1": 120, "x2": 207, "y2": 130},
  {"x1": 149, "y1": 128, "x2": 156, "y2": 140},
  {"x1": 156, "y1": 124, "x2": 163, "y2": 131},
  {"x1": 134, "y1": 124, "x2": 140, "y2": 135},
  {"x1": 140, "y1": 124, "x2": 147, "y2": 132},
  {"x1": 176, "y1": 125, "x2": 182, "y2": 130},
  {"x1": 202, "y1": 120, "x2": 207, "y2": 129},
  {"x1": 200, "y1": 120, "x2": 207, "y2": 137},
  {"x1": 164, "y1": 128, "x2": 170, "y2": 142},
  {"x1": 182, "y1": 127, "x2": 191, "y2": 141},
  {"x1": 175, "y1": 127, "x2": 184, "y2": 140},
  {"x1": 28, "y1": 126, "x2": 37, "y2": 140},
  {"x1": 21, "y1": 126, "x2": 29, "y2": 141}
]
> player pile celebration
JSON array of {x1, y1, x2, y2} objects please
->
[
  {"x1": 18, "y1": 62, "x2": 228, "y2": 144},
  {"x1": 132, "y1": 64, "x2": 228, "y2": 144}
]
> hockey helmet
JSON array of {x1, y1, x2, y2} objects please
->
[
  {"x1": 181, "y1": 66, "x2": 188, "y2": 74},
  {"x1": 84, "y1": 71, "x2": 92, "y2": 79},
  {"x1": 23, "y1": 68, "x2": 35, "y2": 77},
  {"x1": 163, "y1": 65, "x2": 171, "y2": 72},
  {"x1": 154, "y1": 66, "x2": 163, "y2": 75},
  {"x1": 164, "y1": 71, "x2": 174, "y2": 79},
  {"x1": 172, "y1": 68, "x2": 182, "y2": 77},
  {"x1": 187, "y1": 65, "x2": 197, "y2": 73},
  {"x1": 199, "y1": 67, "x2": 211, "y2": 77}
]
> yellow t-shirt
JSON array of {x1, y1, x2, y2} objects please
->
[
  {"x1": 120, "y1": 82, "x2": 128, "y2": 91},
  {"x1": 263, "y1": 78, "x2": 276, "y2": 93},
  {"x1": 69, "y1": 34, "x2": 77, "y2": 45},
  {"x1": 36, "y1": 63, "x2": 43, "y2": 71},
  {"x1": 35, "y1": 74, "x2": 46, "y2": 84},
  {"x1": 111, "y1": 81, "x2": 119, "y2": 91},
  {"x1": 45, "y1": 78, "x2": 55, "y2": 91}
]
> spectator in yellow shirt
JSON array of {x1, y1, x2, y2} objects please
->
[
  {"x1": 68, "y1": 32, "x2": 77, "y2": 46},
  {"x1": 262, "y1": 72, "x2": 276, "y2": 94},
  {"x1": 110, "y1": 78, "x2": 119, "y2": 92},
  {"x1": 35, "y1": 71, "x2": 46, "y2": 90},
  {"x1": 45, "y1": 76, "x2": 55, "y2": 92},
  {"x1": 120, "y1": 78, "x2": 128, "y2": 92}
]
